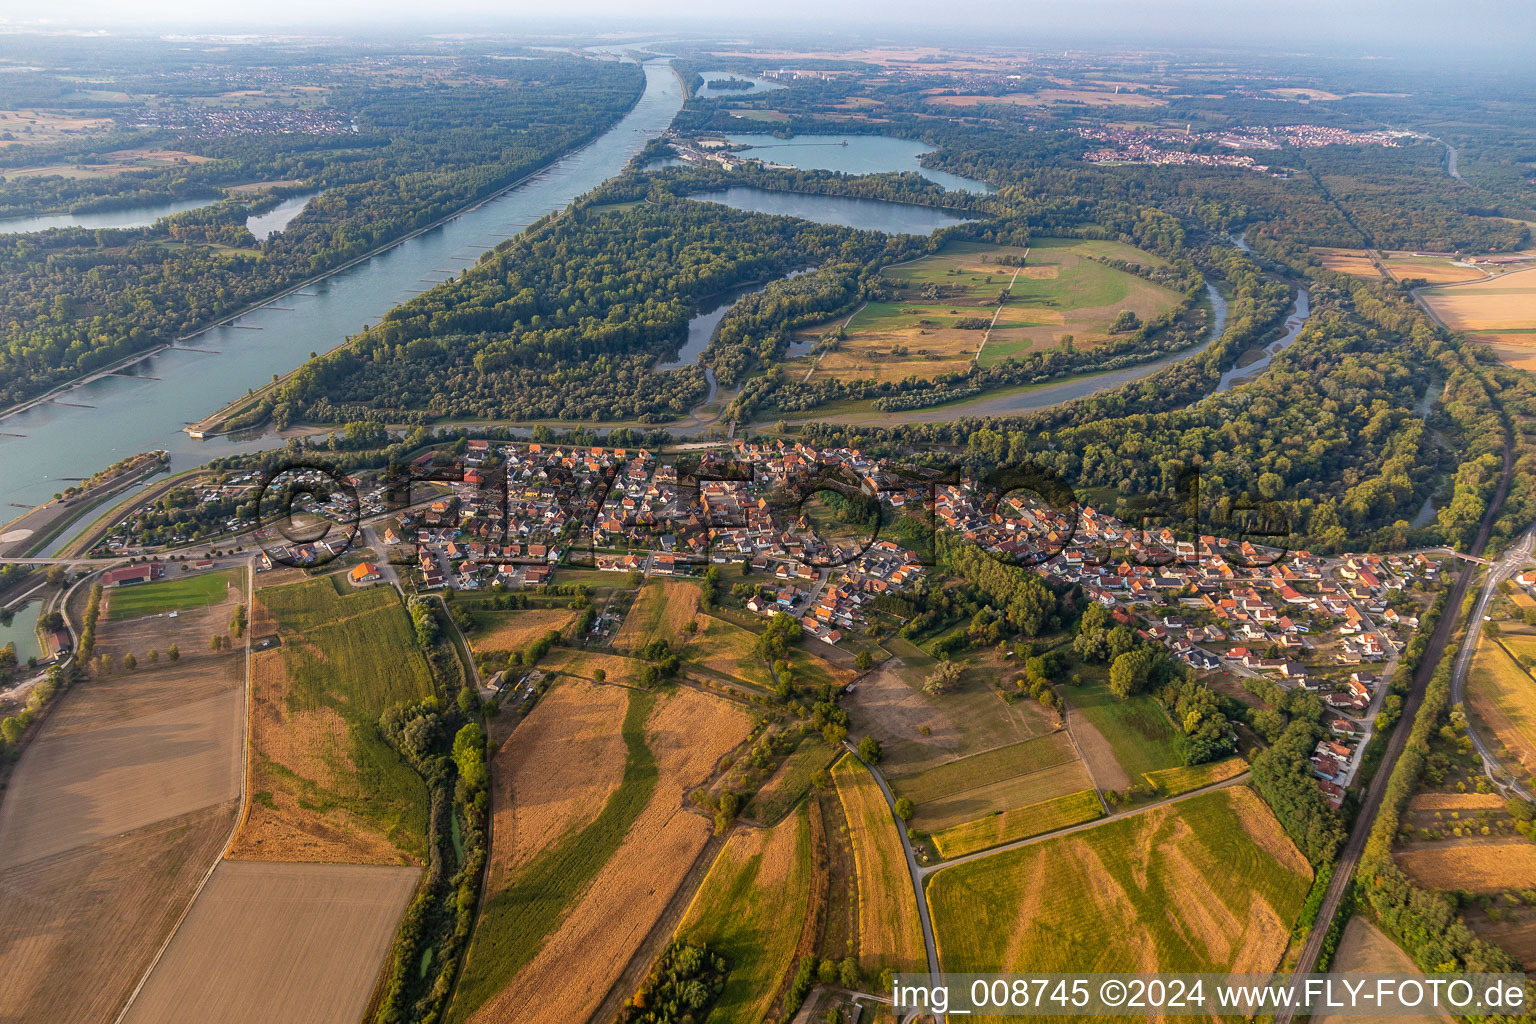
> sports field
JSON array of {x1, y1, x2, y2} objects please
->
[
  {"x1": 229, "y1": 576, "x2": 435, "y2": 864},
  {"x1": 790, "y1": 239, "x2": 1181, "y2": 386},
  {"x1": 677, "y1": 805, "x2": 814, "y2": 1023},
  {"x1": 928, "y1": 787, "x2": 1311, "y2": 999},
  {"x1": 106, "y1": 568, "x2": 240, "y2": 620}
]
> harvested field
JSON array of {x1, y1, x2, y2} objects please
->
[
  {"x1": 541, "y1": 647, "x2": 646, "y2": 685},
  {"x1": 0, "y1": 800, "x2": 238, "y2": 1024},
  {"x1": 0, "y1": 649, "x2": 243, "y2": 870},
  {"x1": 1068, "y1": 678, "x2": 1182, "y2": 788},
  {"x1": 892, "y1": 731, "x2": 1078, "y2": 805},
  {"x1": 799, "y1": 240, "x2": 1181, "y2": 386},
  {"x1": 1464, "y1": 638, "x2": 1536, "y2": 787},
  {"x1": 613, "y1": 580, "x2": 701, "y2": 653},
  {"x1": 848, "y1": 647, "x2": 1054, "y2": 779},
  {"x1": 928, "y1": 89, "x2": 1166, "y2": 107},
  {"x1": 912, "y1": 760, "x2": 1094, "y2": 831},
  {"x1": 678, "y1": 805, "x2": 814, "y2": 1024},
  {"x1": 746, "y1": 734, "x2": 836, "y2": 824},
  {"x1": 120, "y1": 860, "x2": 419, "y2": 1024},
  {"x1": 681, "y1": 614, "x2": 774, "y2": 688},
  {"x1": 1315, "y1": 918, "x2": 1453, "y2": 1024},
  {"x1": 833, "y1": 754, "x2": 926, "y2": 976},
  {"x1": 929, "y1": 787, "x2": 1311, "y2": 1000},
  {"x1": 1396, "y1": 840, "x2": 1536, "y2": 893},
  {"x1": 1312, "y1": 246, "x2": 1382, "y2": 279},
  {"x1": 931, "y1": 789, "x2": 1104, "y2": 859},
  {"x1": 1069, "y1": 710, "x2": 1131, "y2": 791},
  {"x1": 228, "y1": 578, "x2": 433, "y2": 865},
  {"x1": 0, "y1": 580, "x2": 246, "y2": 1024},
  {"x1": 1421, "y1": 271, "x2": 1536, "y2": 356},
  {"x1": 468, "y1": 606, "x2": 579, "y2": 656},
  {"x1": 1383, "y1": 253, "x2": 1489, "y2": 285},
  {"x1": 1407, "y1": 791, "x2": 1506, "y2": 812},
  {"x1": 489, "y1": 678, "x2": 630, "y2": 883},
  {"x1": 455, "y1": 687, "x2": 753, "y2": 1024}
]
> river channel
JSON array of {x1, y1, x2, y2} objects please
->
[{"x1": 0, "y1": 60, "x2": 685, "y2": 513}]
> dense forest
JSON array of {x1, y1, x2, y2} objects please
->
[
  {"x1": 270, "y1": 191, "x2": 931, "y2": 424},
  {"x1": 0, "y1": 55, "x2": 643, "y2": 410}
]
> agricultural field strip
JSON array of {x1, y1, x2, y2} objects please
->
[
  {"x1": 971, "y1": 257, "x2": 1027, "y2": 364},
  {"x1": 931, "y1": 788, "x2": 1105, "y2": 859},
  {"x1": 916, "y1": 768, "x2": 1252, "y2": 877},
  {"x1": 926, "y1": 788, "x2": 1311, "y2": 988},
  {"x1": 886, "y1": 731, "x2": 1079, "y2": 806}
]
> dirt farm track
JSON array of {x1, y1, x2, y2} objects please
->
[{"x1": 120, "y1": 860, "x2": 420, "y2": 1024}]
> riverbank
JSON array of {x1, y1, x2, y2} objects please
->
[{"x1": 0, "y1": 92, "x2": 648, "y2": 428}]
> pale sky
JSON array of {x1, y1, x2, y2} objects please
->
[{"x1": 0, "y1": 0, "x2": 1532, "y2": 67}]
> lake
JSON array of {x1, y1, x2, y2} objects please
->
[
  {"x1": 721, "y1": 133, "x2": 990, "y2": 193},
  {"x1": 0, "y1": 190, "x2": 319, "y2": 238},
  {"x1": 0, "y1": 197, "x2": 222, "y2": 234},
  {"x1": 245, "y1": 192, "x2": 318, "y2": 240},
  {"x1": 689, "y1": 186, "x2": 973, "y2": 235},
  {"x1": 695, "y1": 71, "x2": 783, "y2": 98},
  {"x1": 0, "y1": 60, "x2": 685, "y2": 514}
]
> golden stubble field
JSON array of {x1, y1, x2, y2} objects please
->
[
  {"x1": 1420, "y1": 270, "x2": 1536, "y2": 369},
  {"x1": 1315, "y1": 918, "x2": 1453, "y2": 1024},
  {"x1": 469, "y1": 606, "x2": 580, "y2": 657},
  {"x1": 488, "y1": 678, "x2": 631, "y2": 883},
  {"x1": 469, "y1": 686, "x2": 753, "y2": 1024},
  {"x1": 612, "y1": 579, "x2": 701, "y2": 653}
]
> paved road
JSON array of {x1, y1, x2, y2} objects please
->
[
  {"x1": 1450, "y1": 527, "x2": 1536, "y2": 799},
  {"x1": 1273, "y1": 428, "x2": 1516, "y2": 1024}
]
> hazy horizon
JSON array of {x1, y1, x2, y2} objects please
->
[{"x1": 1, "y1": 1, "x2": 1533, "y2": 69}]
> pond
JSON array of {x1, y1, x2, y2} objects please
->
[
  {"x1": 0, "y1": 190, "x2": 320, "y2": 238},
  {"x1": 688, "y1": 186, "x2": 973, "y2": 235},
  {"x1": 0, "y1": 599, "x2": 44, "y2": 662},
  {"x1": 721, "y1": 133, "x2": 991, "y2": 193}
]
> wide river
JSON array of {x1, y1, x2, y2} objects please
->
[{"x1": 0, "y1": 60, "x2": 685, "y2": 513}]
